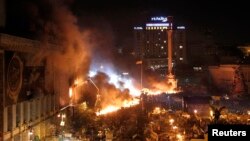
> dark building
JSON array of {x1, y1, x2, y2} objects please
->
[
  {"x1": 134, "y1": 26, "x2": 144, "y2": 60},
  {"x1": 0, "y1": 1, "x2": 64, "y2": 140},
  {"x1": 183, "y1": 96, "x2": 212, "y2": 118},
  {"x1": 174, "y1": 26, "x2": 187, "y2": 64},
  {"x1": 0, "y1": 33, "x2": 62, "y2": 141}
]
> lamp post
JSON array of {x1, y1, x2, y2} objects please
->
[
  {"x1": 28, "y1": 126, "x2": 34, "y2": 141},
  {"x1": 87, "y1": 77, "x2": 101, "y2": 111},
  {"x1": 58, "y1": 113, "x2": 66, "y2": 140},
  {"x1": 58, "y1": 113, "x2": 66, "y2": 127},
  {"x1": 88, "y1": 77, "x2": 100, "y2": 95}
]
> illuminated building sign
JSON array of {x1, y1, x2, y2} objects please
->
[
  {"x1": 146, "y1": 23, "x2": 169, "y2": 27},
  {"x1": 134, "y1": 27, "x2": 143, "y2": 30},
  {"x1": 177, "y1": 26, "x2": 185, "y2": 29},
  {"x1": 151, "y1": 17, "x2": 168, "y2": 22}
]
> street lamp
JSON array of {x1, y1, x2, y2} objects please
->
[
  {"x1": 247, "y1": 110, "x2": 250, "y2": 115},
  {"x1": 169, "y1": 119, "x2": 174, "y2": 125},
  {"x1": 58, "y1": 113, "x2": 66, "y2": 127},
  {"x1": 87, "y1": 77, "x2": 101, "y2": 111},
  {"x1": 194, "y1": 109, "x2": 198, "y2": 114},
  {"x1": 87, "y1": 77, "x2": 100, "y2": 96},
  {"x1": 172, "y1": 126, "x2": 178, "y2": 130},
  {"x1": 176, "y1": 133, "x2": 183, "y2": 141},
  {"x1": 28, "y1": 126, "x2": 34, "y2": 141}
]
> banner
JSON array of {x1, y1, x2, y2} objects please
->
[{"x1": 5, "y1": 51, "x2": 45, "y2": 106}]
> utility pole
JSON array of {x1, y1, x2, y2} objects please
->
[{"x1": 88, "y1": 77, "x2": 101, "y2": 111}]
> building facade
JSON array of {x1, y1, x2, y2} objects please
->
[
  {"x1": 208, "y1": 65, "x2": 250, "y2": 96},
  {"x1": 134, "y1": 16, "x2": 187, "y2": 77},
  {"x1": 0, "y1": 33, "x2": 62, "y2": 141}
]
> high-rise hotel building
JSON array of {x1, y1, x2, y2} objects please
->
[{"x1": 134, "y1": 16, "x2": 187, "y2": 76}]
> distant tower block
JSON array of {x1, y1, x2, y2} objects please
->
[{"x1": 167, "y1": 28, "x2": 177, "y2": 92}]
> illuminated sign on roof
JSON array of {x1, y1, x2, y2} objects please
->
[
  {"x1": 177, "y1": 26, "x2": 185, "y2": 29},
  {"x1": 146, "y1": 23, "x2": 169, "y2": 27},
  {"x1": 151, "y1": 17, "x2": 168, "y2": 22},
  {"x1": 134, "y1": 27, "x2": 143, "y2": 30}
]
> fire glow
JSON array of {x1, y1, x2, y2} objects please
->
[
  {"x1": 87, "y1": 63, "x2": 179, "y2": 116},
  {"x1": 141, "y1": 87, "x2": 179, "y2": 95},
  {"x1": 96, "y1": 98, "x2": 140, "y2": 116},
  {"x1": 69, "y1": 87, "x2": 73, "y2": 98}
]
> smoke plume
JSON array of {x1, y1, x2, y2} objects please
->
[
  {"x1": 25, "y1": 0, "x2": 94, "y2": 106},
  {"x1": 27, "y1": 0, "x2": 140, "y2": 107}
]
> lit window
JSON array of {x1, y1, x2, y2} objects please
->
[
  {"x1": 164, "y1": 41, "x2": 166, "y2": 43},
  {"x1": 161, "y1": 46, "x2": 164, "y2": 49},
  {"x1": 179, "y1": 57, "x2": 183, "y2": 60},
  {"x1": 147, "y1": 41, "x2": 149, "y2": 43},
  {"x1": 179, "y1": 45, "x2": 183, "y2": 49},
  {"x1": 159, "y1": 38, "x2": 161, "y2": 40}
]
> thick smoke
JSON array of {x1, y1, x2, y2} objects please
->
[
  {"x1": 26, "y1": 0, "x2": 93, "y2": 106},
  {"x1": 91, "y1": 72, "x2": 132, "y2": 108},
  {"x1": 27, "y1": 0, "x2": 140, "y2": 107}
]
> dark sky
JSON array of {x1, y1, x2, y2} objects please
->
[
  {"x1": 4, "y1": 0, "x2": 250, "y2": 45},
  {"x1": 71, "y1": 0, "x2": 250, "y2": 45}
]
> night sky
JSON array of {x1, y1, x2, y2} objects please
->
[
  {"x1": 71, "y1": 0, "x2": 250, "y2": 45},
  {"x1": 4, "y1": 0, "x2": 250, "y2": 45}
]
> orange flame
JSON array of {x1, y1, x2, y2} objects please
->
[
  {"x1": 73, "y1": 78, "x2": 86, "y2": 87},
  {"x1": 69, "y1": 87, "x2": 73, "y2": 98},
  {"x1": 141, "y1": 88, "x2": 179, "y2": 95},
  {"x1": 96, "y1": 98, "x2": 140, "y2": 116},
  {"x1": 96, "y1": 106, "x2": 120, "y2": 116}
]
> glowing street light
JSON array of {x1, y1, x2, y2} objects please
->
[
  {"x1": 69, "y1": 87, "x2": 73, "y2": 98},
  {"x1": 28, "y1": 128, "x2": 33, "y2": 135},
  {"x1": 62, "y1": 114, "x2": 66, "y2": 118},
  {"x1": 58, "y1": 113, "x2": 66, "y2": 127},
  {"x1": 194, "y1": 109, "x2": 198, "y2": 114},
  {"x1": 176, "y1": 133, "x2": 183, "y2": 141},
  {"x1": 28, "y1": 127, "x2": 34, "y2": 141},
  {"x1": 172, "y1": 126, "x2": 178, "y2": 130},
  {"x1": 169, "y1": 119, "x2": 174, "y2": 125},
  {"x1": 210, "y1": 110, "x2": 214, "y2": 117},
  {"x1": 60, "y1": 121, "x2": 65, "y2": 126},
  {"x1": 247, "y1": 111, "x2": 250, "y2": 115}
]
